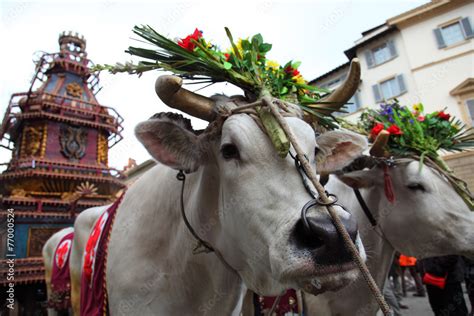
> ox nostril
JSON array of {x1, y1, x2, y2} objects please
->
[{"x1": 290, "y1": 212, "x2": 359, "y2": 265}]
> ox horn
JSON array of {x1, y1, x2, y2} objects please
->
[
  {"x1": 316, "y1": 58, "x2": 361, "y2": 115},
  {"x1": 155, "y1": 75, "x2": 216, "y2": 121},
  {"x1": 369, "y1": 130, "x2": 390, "y2": 157}
]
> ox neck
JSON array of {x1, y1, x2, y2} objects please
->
[
  {"x1": 326, "y1": 177, "x2": 396, "y2": 286},
  {"x1": 108, "y1": 165, "x2": 246, "y2": 315},
  {"x1": 174, "y1": 166, "x2": 245, "y2": 314}
]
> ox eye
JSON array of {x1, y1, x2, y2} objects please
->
[
  {"x1": 407, "y1": 183, "x2": 426, "y2": 192},
  {"x1": 221, "y1": 143, "x2": 240, "y2": 160}
]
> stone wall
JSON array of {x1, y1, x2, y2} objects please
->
[{"x1": 444, "y1": 151, "x2": 474, "y2": 191}]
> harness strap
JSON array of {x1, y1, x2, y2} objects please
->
[
  {"x1": 177, "y1": 170, "x2": 215, "y2": 254},
  {"x1": 176, "y1": 170, "x2": 237, "y2": 273},
  {"x1": 353, "y1": 188, "x2": 377, "y2": 227}
]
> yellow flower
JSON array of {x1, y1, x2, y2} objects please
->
[
  {"x1": 293, "y1": 75, "x2": 306, "y2": 85},
  {"x1": 265, "y1": 60, "x2": 280, "y2": 71},
  {"x1": 413, "y1": 103, "x2": 422, "y2": 112},
  {"x1": 231, "y1": 38, "x2": 246, "y2": 56}
]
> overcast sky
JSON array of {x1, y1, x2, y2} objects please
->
[{"x1": 0, "y1": 0, "x2": 428, "y2": 170}]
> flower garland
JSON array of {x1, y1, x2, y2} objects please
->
[
  {"x1": 359, "y1": 102, "x2": 474, "y2": 209},
  {"x1": 95, "y1": 25, "x2": 336, "y2": 128}
]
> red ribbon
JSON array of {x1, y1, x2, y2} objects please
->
[{"x1": 383, "y1": 164, "x2": 395, "y2": 203}]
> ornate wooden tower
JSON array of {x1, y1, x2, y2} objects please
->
[{"x1": 0, "y1": 31, "x2": 124, "y2": 311}]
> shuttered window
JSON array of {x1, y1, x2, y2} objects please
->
[
  {"x1": 334, "y1": 92, "x2": 361, "y2": 117},
  {"x1": 466, "y1": 99, "x2": 474, "y2": 126},
  {"x1": 365, "y1": 39, "x2": 398, "y2": 68},
  {"x1": 434, "y1": 17, "x2": 474, "y2": 49},
  {"x1": 372, "y1": 74, "x2": 407, "y2": 102}
]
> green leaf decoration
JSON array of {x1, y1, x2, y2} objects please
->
[
  {"x1": 256, "y1": 106, "x2": 290, "y2": 158},
  {"x1": 358, "y1": 101, "x2": 474, "y2": 210},
  {"x1": 96, "y1": 25, "x2": 337, "y2": 129}
]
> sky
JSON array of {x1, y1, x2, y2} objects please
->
[{"x1": 0, "y1": 0, "x2": 428, "y2": 171}]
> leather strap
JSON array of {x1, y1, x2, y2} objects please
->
[{"x1": 353, "y1": 188, "x2": 377, "y2": 227}]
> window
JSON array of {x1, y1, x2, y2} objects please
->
[
  {"x1": 466, "y1": 99, "x2": 474, "y2": 125},
  {"x1": 334, "y1": 93, "x2": 361, "y2": 117},
  {"x1": 365, "y1": 39, "x2": 397, "y2": 68},
  {"x1": 434, "y1": 17, "x2": 474, "y2": 48},
  {"x1": 347, "y1": 93, "x2": 361, "y2": 113},
  {"x1": 372, "y1": 74, "x2": 407, "y2": 102},
  {"x1": 372, "y1": 43, "x2": 392, "y2": 65}
]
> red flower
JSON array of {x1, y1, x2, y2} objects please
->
[
  {"x1": 437, "y1": 111, "x2": 450, "y2": 120},
  {"x1": 387, "y1": 124, "x2": 403, "y2": 135},
  {"x1": 370, "y1": 123, "x2": 385, "y2": 138},
  {"x1": 178, "y1": 28, "x2": 203, "y2": 51},
  {"x1": 224, "y1": 53, "x2": 230, "y2": 61},
  {"x1": 284, "y1": 65, "x2": 300, "y2": 77}
]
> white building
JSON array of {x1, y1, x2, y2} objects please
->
[{"x1": 311, "y1": 0, "x2": 474, "y2": 188}]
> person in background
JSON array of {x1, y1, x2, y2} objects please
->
[
  {"x1": 399, "y1": 254, "x2": 425, "y2": 297},
  {"x1": 422, "y1": 255, "x2": 468, "y2": 316},
  {"x1": 389, "y1": 254, "x2": 408, "y2": 310},
  {"x1": 384, "y1": 277, "x2": 403, "y2": 316},
  {"x1": 464, "y1": 257, "x2": 474, "y2": 316}
]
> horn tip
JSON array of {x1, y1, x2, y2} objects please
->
[{"x1": 155, "y1": 75, "x2": 183, "y2": 100}]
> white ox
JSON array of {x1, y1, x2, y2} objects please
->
[
  {"x1": 304, "y1": 148, "x2": 474, "y2": 315},
  {"x1": 63, "y1": 60, "x2": 371, "y2": 315},
  {"x1": 106, "y1": 68, "x2": 373, "y2": 314}
]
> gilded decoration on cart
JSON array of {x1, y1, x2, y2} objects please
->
[
  {"x1": 96, "y1": 132, "x2": 108, "y2": 165},
  {"x1": 65, "y1": 82, "x2": 83, "y2": 98},
  {"x1": 59, "y1": 125, "x2": 88, "y2": 160},
  {"x1": 20, "y1": 124, "x2": 47, "y2": 158}
]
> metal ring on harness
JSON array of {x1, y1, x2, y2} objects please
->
[{"x1": 300, "y1": 194, "x2": 338, "y2": 234}]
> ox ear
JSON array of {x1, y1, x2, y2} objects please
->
[
  {"x1": 336, "y1": 170, "x2": 375, "y2": 188},
  {"x1": 315, "y1": 130, "x2": 368, "y2": 174},
  {"x1": 135, "y1": 112, "x2": 206, "y2": 172}
]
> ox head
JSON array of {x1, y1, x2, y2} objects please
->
[
  {"x1": 134, "y1": 59, "x2": 369, "y2": 295},
  {"x1": 337, "y1": 133, "x2": 474, "y2": 260}
]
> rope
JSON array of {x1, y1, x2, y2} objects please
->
[{"x1": 262, "y1": 96, "x2": 391, "y2": 315}]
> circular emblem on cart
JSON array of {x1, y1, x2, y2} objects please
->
[
  {"x1": 55, "y1": 239, "x2": 72, "y2": 269},
  {"x1": 83, "y1": 210, "x2": 109, "y2": 286}
]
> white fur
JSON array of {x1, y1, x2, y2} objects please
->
[
  {"x1": 104, "y1": 115, "x2": 368, "y2": 315},
  {"x1": 305, "y1": 160, "x2": 474, "y2": 315},
  {"x1": 69, "y1": 205, "x2": 108, "y2": 315}
]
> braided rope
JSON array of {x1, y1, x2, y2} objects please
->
[{"x1": 262, "y1": 96, "x2": 391, "y2": 315}]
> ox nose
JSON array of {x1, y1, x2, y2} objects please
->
[{"x1": 291, "y1": 211, "x2": 358, "y2": 265}]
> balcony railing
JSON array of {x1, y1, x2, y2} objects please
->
[{"x1": 1, "y1": 91, "x2": 124, "y2": 150}]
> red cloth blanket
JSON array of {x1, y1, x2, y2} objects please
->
[
  {"x1": 49, "y1": 231, "x2": 74, "y2": 310},
  {"x1": 80, "y1": 195, "x2": 123, "y2": 316}
]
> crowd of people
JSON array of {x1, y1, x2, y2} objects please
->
[{"x1": 384, "y1": 253, "x2": 474, "y2": 316}]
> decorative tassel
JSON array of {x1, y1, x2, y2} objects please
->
[{"x1": 383, "y1": 164, "x2": 395, "y2": 203}]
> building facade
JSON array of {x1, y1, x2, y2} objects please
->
[{"x1": 311, "y1": 0, "x2": 474, "y2": 188}]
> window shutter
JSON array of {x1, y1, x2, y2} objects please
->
[
  {"x1": 372, "y1": 84, "x2": 382, "y2": 103},
  {"x1": 461, "y1": 17, "x2": 474, "y2": 39},
  {"x1": 433, "y1": 28, "x2": 446, "y2": 48},
  {"x1": 466, "y1": 99, "x2": 474, "y2": 119},
  {"x1": 387, "y1": 40, "x2": 398, "y2": 58},
  {"x1": 353, "y1": 92, "x2": 361, "y2": 110},
  {"x1": 396, "y1": 74, "x2": 407, "y2": 94},
  {"x1": 365, "y1": 50, "x2": 375, "y2": 68}
]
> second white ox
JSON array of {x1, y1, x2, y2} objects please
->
[
  {"x1": 305, "y1": 147, "x2": 474, "y2": 315},
  {"x1": 71, "y1": 60, "x2": 371, "y2": 315}
]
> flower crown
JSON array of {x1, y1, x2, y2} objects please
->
[
  {"x1": 95, "y1": 26, "x2": 356, "y2": 129},
  {"x1": 359, "y1": 102, "x2": 474, "y2": 209}
]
